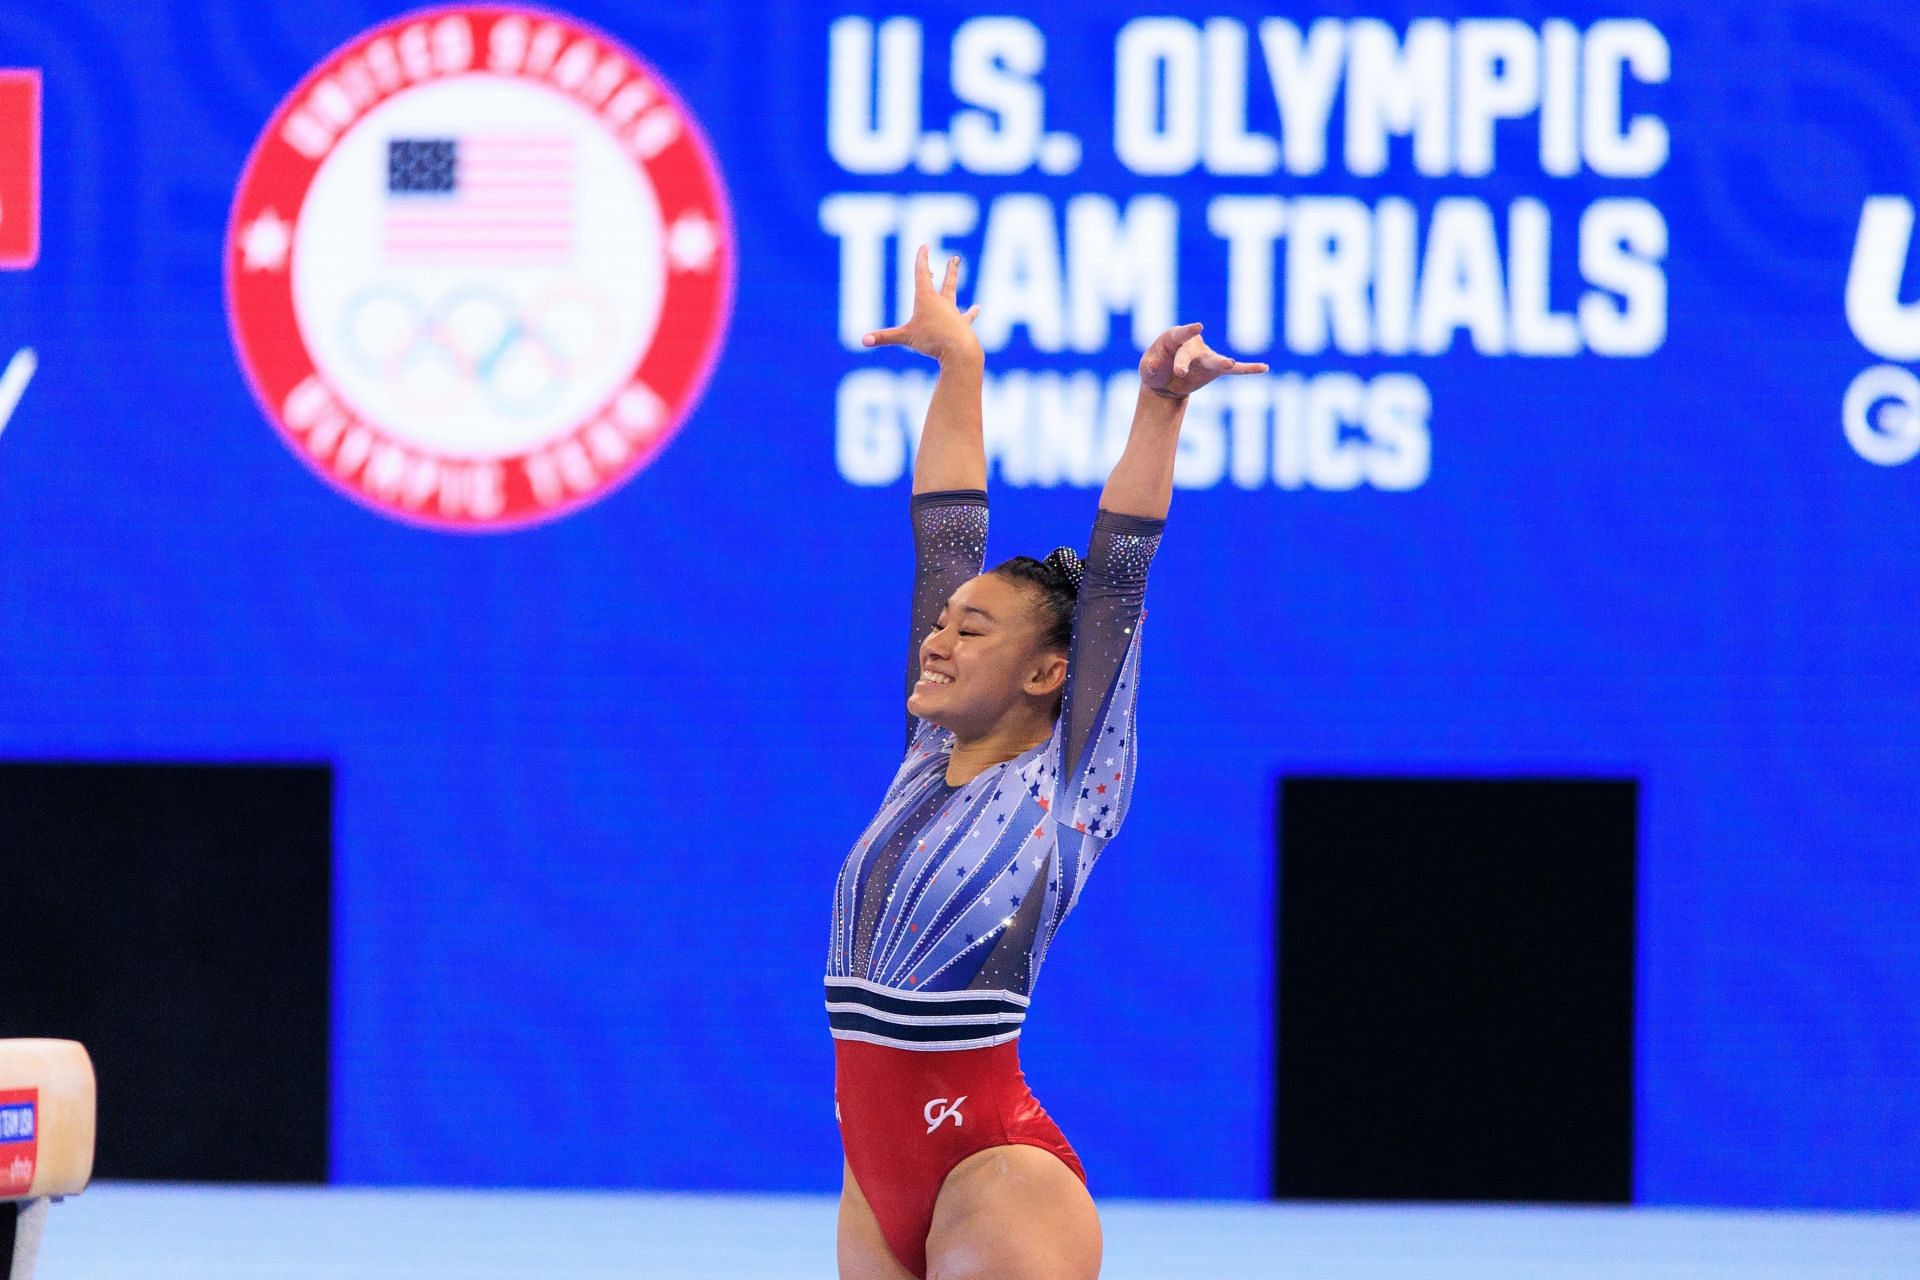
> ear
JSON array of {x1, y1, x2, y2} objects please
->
[{"x1": 1025, "y1": 651, "x2": 1068, "y2": 699}]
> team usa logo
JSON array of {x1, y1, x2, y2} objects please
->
[
  {"x1": 0, "y1": 1090, "x2": 36, "y2": 1196},
  {"x1": 226, "y1": 7, "x2": 735, "y2": 529}
]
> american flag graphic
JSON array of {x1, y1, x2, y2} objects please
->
[{"x1": 384, "y1": 136, "x2": 575, "y2": 265}]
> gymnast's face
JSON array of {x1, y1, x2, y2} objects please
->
[{"x1": 910, "y1": 574, "x2": 1068, "y2": 737}]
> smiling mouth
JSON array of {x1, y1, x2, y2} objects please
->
[{"x1": 917, "y1": 670, "x2": 954, "y2": 686}]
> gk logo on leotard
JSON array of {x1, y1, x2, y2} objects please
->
[
  {"x1": 225, "y1": 7, "x2": 735, "y2": 530},
  {"x1": 924, "y1": 1096, "x2": 967, "y2": 1134}
]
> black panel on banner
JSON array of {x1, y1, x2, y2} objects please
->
[
  {"x1": 1273, "y1": 777, "x2": 1635, "y2": 1203},
  {"x1": 0, "y1": 763, "x2": 330, "y2": 1182}
]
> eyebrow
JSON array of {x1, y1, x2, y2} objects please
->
[{"x1": 938, "y1": 602, "x2": 997, "y2": 622}]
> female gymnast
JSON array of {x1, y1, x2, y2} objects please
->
[{"x1": 827, "y1": 246, "x2": 1266, "y2": 1280}]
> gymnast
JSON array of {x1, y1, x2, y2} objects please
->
[{"x1": 827, "y1": 246, "x2": 1266, "y2": 1279}]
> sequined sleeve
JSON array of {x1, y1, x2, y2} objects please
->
[
  {"x1": 1044, "y1": 509, "x2": 1164, "y2": 835},
  {"x1": 907, "y1": 490, "x2": 990, "y2": 746}
]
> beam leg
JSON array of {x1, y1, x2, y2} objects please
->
[{"x1": 5, "y1": 1200, "x2": 47, "y2": 1280}]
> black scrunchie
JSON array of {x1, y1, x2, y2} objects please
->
[{"x1": 1042, "y1": 545, "x2": 1084, "y2": 591}]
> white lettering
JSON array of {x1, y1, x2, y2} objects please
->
[
  {"x1": 1259, "y1": 19, "x2": 1344, "y2": 176},
  {"x1": 1286, "y1": 197, "x2": 1374, "y2": 355},
  {"x1": 1373, "y1": 197, "x2": 1419, "y2": 355},
  {"x1": 1208, "y1": 196, "x2": 1287, "y2": 351},
  {"x1": 0, "y1": 347, "x2": 39, "y2": 441},
  {"x1": 1508, "y1": 199, "x2": 1581, "y2": 355},
  {"x1": 1114, "y1": 19, "x2": 1202, "y2": 175},
  {"x1": 1366, "y1": 374, "x2": 1434, "y2": 490},
  {"x1": 1203, "y1": 20, "x2": 1279, "y2": 175},
  {"x1": 1303, "y1": 372, "x2": 1367, "y2": 490},
  {"x1": 1174, "y1": 391, "x2": 1226, "y2": 487},
  {"x1": 1455, "y1": 19, "x2": 1539, "y2": 177},
  {"x1": 833, "y1": 369, "x2": 1430, "y2": 491},
  {"x1": 951, "y1": 18, "x2": 1045, "y2": 174},
  {"x1": 1841, "y1": 364, "x2": 1920, "y2": 466},
  {"x1": 819, "y1": 193, "x2": 898, "y2": 348},
  {"x1": 1583, "y1": 20, "x2": 1669, "y2": 178},
  {"x1": 1344, "y1": 19, "x2": 1451, "y2": 177},
  {"x1": 1578, "y1": 198, "x2": 1668, "y2": 356},
  {"x1": 1225, "y1": 374, "x2": 1270, "y2": 489},
  {"x1": 1065, "y1": 195, "x2": 1178, "y2": 351},
  {"x1": 828, "y1": 17, "x2": 921, "y2": 173},
  {"x1": 1846, "y1": 197, "x2": 1920, "y2": 361},
  {"x1": 1417, "y1": 198, "x2": 1507, "y2": 355},
  {"x1": 836, "y1": 368, "x2": 911, "y2": 485},
  {"x1": 973, "y1": 195, "x2": 1065, "y2": 351},
  {"x1": 1539, "y1": 20, "x2": 1582, "y2": 175}
]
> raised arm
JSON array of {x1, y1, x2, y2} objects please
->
[
  {"x1": 1048, "y1": 324, "x2": 1266, "y2": 828},
  {"x1": 865, "y1": 245, "x2": 985, "y2": 495},
  {"x1": 1100, "y1": 321, "x2": 1268, "y2": 519},
  {"x1": 864, "y1": 247, "x2": 990, "y2": 742},
  {"x1": 902, "y1": 493, "x2": 988, "y2": 744}
]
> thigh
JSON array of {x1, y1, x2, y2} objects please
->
[
  {"x1": 838, "y1": 1160, "x2": 919, "y2": 1280},
  {"x1": 924, "y1": 1144, "x2": 1102, "y2": 1280}
]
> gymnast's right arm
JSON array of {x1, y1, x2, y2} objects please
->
[{"x1": 861, "y1": 246, "x2": 989, "y2": 743}]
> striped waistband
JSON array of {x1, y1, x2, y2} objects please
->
[{"x1": 824, "y1": 976, "x2": 1029, "y2": 1051}]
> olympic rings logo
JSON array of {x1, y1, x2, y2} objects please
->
[
  {"x1": 339, "y1": 284, "x2": 617, "y2": 420},
  {"x1": 1841, "y1": 364, "x2": 1920, "y2": 467}
]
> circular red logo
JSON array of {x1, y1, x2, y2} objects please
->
[{"x1": 226, "y1": 6, "x2": 734, "y2": 530}]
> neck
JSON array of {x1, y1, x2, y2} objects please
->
[{"x1": 946, "y1": 712, "x2": 1053, "y2": 786}]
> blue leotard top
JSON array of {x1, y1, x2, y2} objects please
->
[{"x1": 826, "y1": 489, "x2": 1164, "y2": 1050}]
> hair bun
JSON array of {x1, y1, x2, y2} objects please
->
[{"x1": 1042, "y1": 545, "x2": 1085, "y2": 591}]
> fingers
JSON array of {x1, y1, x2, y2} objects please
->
[
  {"x1": 1164, "y1": 336, "x2": 1271, "y2": 382},
  {"x1": 939, "y1": 254, "x2": 961, "y2": 299},
  {"x1": 1144, "y1": 323, "x2": 1201, "y2": 363},
  {"x1": 862, "y1": 325, "x2": 910, "y2": 347},
  {"x1": 912, "y1": 244, "x2": 931, "y2": 293},
  {"x1": 962, "y1": 303, "x2": 981, "y2": 324},
  {"x1": 1172, "y1": 332, "x2": 1208, "y2": 378}
]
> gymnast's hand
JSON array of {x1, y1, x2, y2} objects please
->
[
  {"x1": 863, "y1": 245, "x2": 983, "y2": 365},
  {"x1": 1138, "y1": 323, "x2": 1268, "y2": 399}
]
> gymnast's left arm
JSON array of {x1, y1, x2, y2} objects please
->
[
  {"x1": 1045, "y1": 325, "x2": 1268, "y2": 831},
  {"x1": 1098, "y1": 322, "x2": 1269, "y2": 521}
]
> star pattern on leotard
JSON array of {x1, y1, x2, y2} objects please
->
[{"x1": 829, "y1": 500, "x2": 1162, "y2": 1007}]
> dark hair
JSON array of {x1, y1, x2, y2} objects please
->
[{"x1": 988, "y1": 547, "x2": 1082, "y2": 653}]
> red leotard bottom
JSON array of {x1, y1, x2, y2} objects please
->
[{"x1": 834, "y1": 1036, "x2": 1087, "y2": 1279}]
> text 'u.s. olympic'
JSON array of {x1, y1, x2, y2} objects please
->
[{"x1": 821, "y1": 15, "x2": 1673, "y2": 494}]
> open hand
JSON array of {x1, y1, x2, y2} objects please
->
[
  {"x1": 862, "y1": 245, "x2": 982, "y2": 363},
  {"x1": 1138, "y1": 323, "x2": 1268, "y2": 398}
]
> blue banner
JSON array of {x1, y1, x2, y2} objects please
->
[{"x1": 0, "y1": 1, "x2": 1915, "y2": 1208}]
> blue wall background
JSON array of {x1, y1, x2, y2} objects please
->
[{"x1": 0, "y1": 0, "x2": 1915, "y2": 1208}]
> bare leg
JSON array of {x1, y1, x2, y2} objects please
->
[
  {"x1": 838, "y1": 1160, "x2": 919, "y2": 1280},
  {"x1": 924, "y1": 1145, "x2": 1102, "y2": 1280}
]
